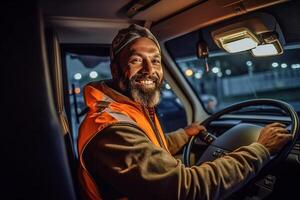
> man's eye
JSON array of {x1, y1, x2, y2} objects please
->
[
  {"x1": 129, "y1": 57, "x2": 142, "y2": 64},
  {"x1": 152, "y1": 59, "x2": 161, "y2": 65}
]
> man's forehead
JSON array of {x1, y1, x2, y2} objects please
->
[
  {"x1": 129, "y1": 38, "x2": 161, "y2": 53},
  {"x1": 130, "y1": 48, "x2": 161, "y2": 56}
]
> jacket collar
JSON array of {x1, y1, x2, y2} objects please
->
[{"x1": 88, "y1": 80, "x2": 145, "y2": 110}]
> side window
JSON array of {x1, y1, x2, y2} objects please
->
[
  {"x1": 157, "y1": 82, "x2": 187, "y2": 132},
  {"x1": 63, "y1": 47, "x2": 187, "y2": 146},
  {"x1": 63, "y1": 48, "x2": 111, "y2": 153}
]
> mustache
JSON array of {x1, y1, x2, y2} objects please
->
[{"x1": 130, "y1": 73, "x2": 159, "y2": 83}]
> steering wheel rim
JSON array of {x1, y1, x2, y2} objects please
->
[{"x1": 183, "y1": 98, "x2": 299, "y2": 167}]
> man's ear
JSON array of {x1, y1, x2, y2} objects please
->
[
  {"x1": 110, "y1": 62, "x2": 127, "y2": 92},
  {"x1": 110, "y1": 62, "x2": 119, "y2": 81}
]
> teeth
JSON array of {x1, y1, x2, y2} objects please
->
[{"x1": 140, "y1": 80, "x2": 153, "y2": 85}]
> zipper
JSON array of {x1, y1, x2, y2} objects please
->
[{"x1": 142, "y1": 106, "x2": 168, "y2": 151}]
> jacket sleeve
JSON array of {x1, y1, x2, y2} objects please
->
[
  {"x1": 83, "y1": 124, "x2": 270, "y2": 200},
  {"x1": 165, "y1": 128, "x2": 190, "y2": 155}
]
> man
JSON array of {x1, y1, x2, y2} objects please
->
[
  {"x1": 77, "y1": 24, "x2": 291, "y2": 200},
  {"x1": 204, "y1": 95, "x2": 218, "y2": 113}
]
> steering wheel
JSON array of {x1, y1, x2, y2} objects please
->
[{"x1": 183, "y1": 99, "x2": 299, "y2": 169}]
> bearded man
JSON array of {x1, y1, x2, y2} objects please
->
[{"x1": 77, "y1": 24, "x2": 291, "y2": 200}]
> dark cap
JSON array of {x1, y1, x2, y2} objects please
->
[{"x1": 110, "y1": 24, "x2": 160, "y2": 61}]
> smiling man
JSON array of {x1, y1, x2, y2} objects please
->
[
  {"x1": 114, "y1": 35, "x2": 163, "y2": 108},
  {"x1": 77, "y1": 24, "x2": 291, "y2": 200}
]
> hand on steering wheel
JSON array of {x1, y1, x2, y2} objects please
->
[
  {"x1": 258, "y1": 122, "x2": 293, "y2": 156},
  {"x1": 184, "y1": 122, "x2": 207, "y2": 137}
]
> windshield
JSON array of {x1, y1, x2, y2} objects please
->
[{"x1": 166, "y1": 21, "x2": 300, "y2": 114}]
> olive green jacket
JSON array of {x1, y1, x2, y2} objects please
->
[{"x1": 83, "y1": 124, "x2": 270, "y2": 200}]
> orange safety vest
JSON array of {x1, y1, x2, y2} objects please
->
[{"x1": 77, "y1": 81, "x2": 170, "y2": 200}]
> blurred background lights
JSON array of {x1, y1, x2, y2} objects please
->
[
  {"x1": 281, "y1": 63, "x2": 288, "y2": 68},
  {"x1": 212, "y1": 67, "x2": 220, "y2": 74},
  {"x1": 165, "y1": 83, "x2": 171, "y2": 90},
  {"x1": 89, "y1": 71, "x2": 98, "y2": 79},
  {"x1": 217, "y1": 72, "x2": 223, "y2": 77},
  {"x1": 291, "y1": 64, "x2": 300, "y2": 69},
  {"x1": 194, "y1": 72, "x2": 202, "y2": 79},
  {"x1": 74, "y1": 73, "x2": 82, "y2": 80},
  {"x1": 185, "y1": 69, "x2": 193, "y2": 76},
  {"x1": 272, "y1": 62, "x2": 279, "y2": 68},
  {"x1": 246, "y1": 60, "x2": 253, "y2": 67},
  {"x1": 225, "y1": 69, "x2": 232, "y2": 75}
]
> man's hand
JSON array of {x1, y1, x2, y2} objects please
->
[
  {"x1": 184, "y1": 122, "x2": 207, "y2": 137},
  {"x1": 257, "y1": 122, "x2": 292, "y2": 156}
]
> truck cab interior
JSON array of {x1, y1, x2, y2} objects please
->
[{"x1": 3, "y1": 0, "x2": 300, "y2": 199}]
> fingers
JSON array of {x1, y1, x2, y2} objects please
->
[
  {"x1": 184, "y1": 123, "x2": 207, "y2": 136},
  {"x1": 270, "y1": 127, "x2": 289, "y2": 134},
  {"x1": 266, "y1": 122, "x2": 286, "y2": 128},
  {"x1": 195, "y1": 124, "x2": 207, "y2": 132},
  {"x1": 264, "y1": 123, "x2": 289, "y2": 135},
  {"x1": 190, "y1": 122, "x2": 206, "y2": 130},
  {"x1": 276, "y1": 134, "x2": 293, "y2": 147},
  {"x1": 277, "y1": 133, "x2": 293, "y2": 140}
]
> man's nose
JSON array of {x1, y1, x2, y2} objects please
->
[{"x1": 142, "y1": 58, "x2": 154, "y2": 74}]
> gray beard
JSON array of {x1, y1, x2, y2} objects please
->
[
  {"x1": 118, "y1": 72, "x2": 162, "y2": 107},
  {"x1": 130, "y1": 87, "x2": 160, "y2": 107}
]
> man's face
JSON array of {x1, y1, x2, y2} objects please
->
[{"x1": 114, "y1": 37, "x2": 163, "y2": 107}]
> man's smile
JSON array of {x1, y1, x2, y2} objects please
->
[
  {"x1": 135, "y1": 78, "x2": 156, "y2": 86},
  {"x1": 139, "y1": 80, "x2": 154, "y2": 85},
  {"x1": 131, "y1": 74, "x2": 159, "y2": 90}
]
